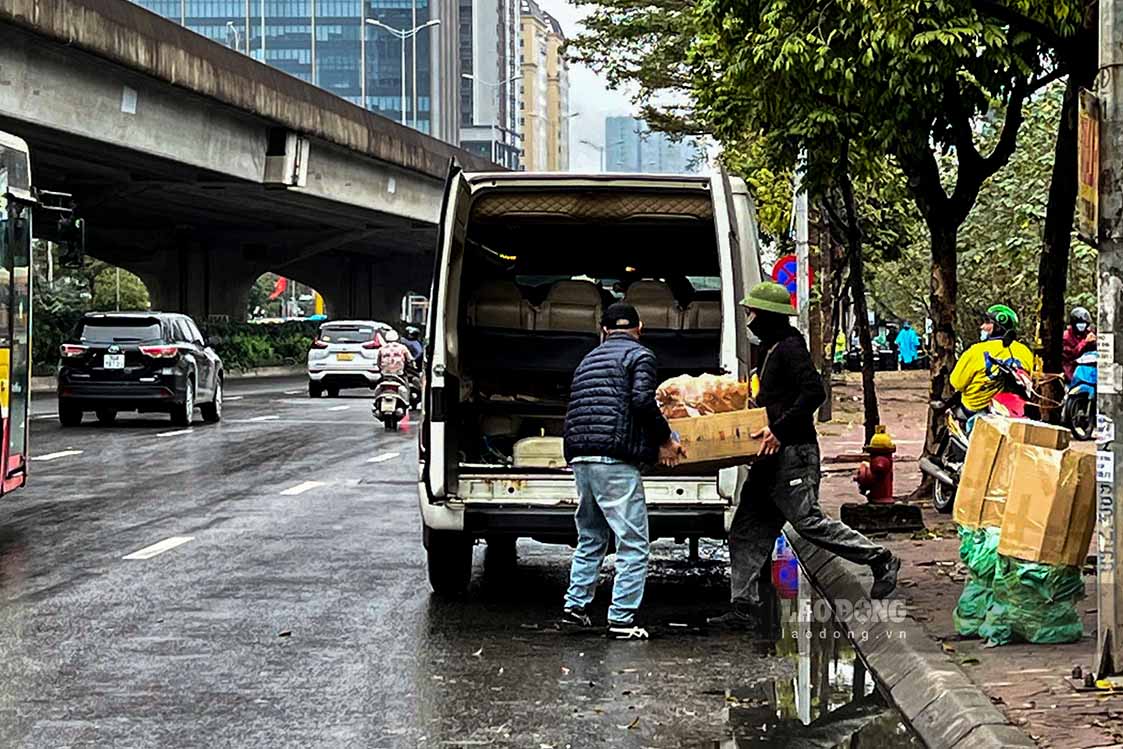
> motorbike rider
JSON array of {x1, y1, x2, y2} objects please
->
[
  {"x1": 377, "y1": 329, "x2": 414, "y2": 377},
  {"x1": 949, "y1": 304, "x2": 1034, "y2": 417},
  {"x1": 1062, "y1": 307, "x2": 1096, "y2": 382}
]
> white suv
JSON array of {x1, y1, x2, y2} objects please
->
[{"x1": 307, "y1": 320, "x2": 392, "y2": 397}]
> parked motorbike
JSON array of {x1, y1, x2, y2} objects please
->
[
  {"x1": 372, "y1": 373, "x2": 411, "y2": 430},
  {"x1": 1062, "y1": 349, "x2": 1097, "y2": 441},
  {"x1": 919, "y1": 357, "x2": 1034, "y2": 514}
]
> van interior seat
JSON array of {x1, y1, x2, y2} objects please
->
[
  {"x1": 537, "y1": 280, "x2": 603, "y2": 333},
  {"x1": 468, "y1": 280, "x2": 534, "y2": 329},
  {"x1": 683, "y1": 299, "x2": 721, "y2": 330},
  {"x1": 624, "y1": 280, "x2": 683, "y2": 330}
]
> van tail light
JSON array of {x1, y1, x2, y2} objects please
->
[
  {"x1": 140, "y1": 345, "x2": 179, "y2": 358},
  {"x1": 60, "y1": 344, "x2": 88, "y2": 358},
  {"x1": 361, "y1": 340, "x2": 381, "y2": 350},
  {"x1": 311, "y1": 339, "x2": 329, "y2": 350}
]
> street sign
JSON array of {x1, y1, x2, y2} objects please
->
[
  {"x1": 772, "y1": 254, "x2": 816, "y2": 308},
  {"x1": 1079, "y1": 89, "x2": 1100, "y2": 245}
]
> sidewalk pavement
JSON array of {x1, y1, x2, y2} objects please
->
[{"x1": 816, "y1": 371, "x2": 1120, "y2": 748}]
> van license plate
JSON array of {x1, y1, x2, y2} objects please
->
[
  {"x1": 337, "y1": 353, "x2": 354, "y2": 362},
  {"x1": 104, "y1": 354, "x2": 125, "y2": 369}
]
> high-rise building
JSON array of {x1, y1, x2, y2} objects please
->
[
  {"x1": 131, "y1": 0, "x2": 461, "y2": 143},
  {"x1": 458, "y1": 0, "x2": 521, "y2": 169},
  {"x1": 519, "y1": 0, "x2": 569, "y2": 171},
  {"x1": 604, "y1": 117, "x2": 704, "y2": 174}
]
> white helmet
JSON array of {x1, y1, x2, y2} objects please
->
[{"x1": 382, "y1": 329, "x2": 400, "y2": 343}]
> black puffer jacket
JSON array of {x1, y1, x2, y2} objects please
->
[{"x1": 564, "y1": 333, "x2": 672, "y2": 465}]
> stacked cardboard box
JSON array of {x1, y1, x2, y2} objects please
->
[
  {"x1": 951, "y1": 415, "x2": 1095, "y2": 645},
  {"x1": 953, "y1": 417, "x2": 1072, "y2": 531},
  {"x1": 998, "y1": 445, "x2": 1097, "y2": 567}
]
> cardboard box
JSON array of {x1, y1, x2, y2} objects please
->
[
  {"x1": 955, "y1": 416, "x2": 1074, "y2": 529},
  {"x1": 667, "y1": 408, "x2": 769, "y2": 472},
  {"x1": 1008, "y1": 418, "x2": 1071, "y2": 450},
  {"x1": 998, "y1": 445, "x2": 1096, "y2": 567},
  {"x1": 954, "y1": 417, "x2": 1008, "y2": 529}
]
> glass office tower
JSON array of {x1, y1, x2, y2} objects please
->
[{"x1": 134, "y1": 0, "x2": 451, "y2": 137}]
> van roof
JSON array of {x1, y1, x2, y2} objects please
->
[{"x1": 462, "y1": 172, "x2": 711, "y2": 189}]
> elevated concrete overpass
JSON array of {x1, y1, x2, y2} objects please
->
[{"x1": 0, "y1": 0, "x2": 496, "y2": 320}]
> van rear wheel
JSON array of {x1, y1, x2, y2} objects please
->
[{"x1": 427, "y1": 531, "x2": 473, "y2": 597}]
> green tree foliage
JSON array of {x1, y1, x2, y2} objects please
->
[
  {"x1": 246, "y1": 272, "x2": 284, "y2": 319},
  {"x1": 866, "y1": 83, "x2": 1096, "y2": 349},
  {"x1": 91, "y1": 267, "x2": 150, "y2": 312}
]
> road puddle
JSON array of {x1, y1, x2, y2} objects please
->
[{"x1": 709, "y1": 562, "x2": 921, "y2": 748}]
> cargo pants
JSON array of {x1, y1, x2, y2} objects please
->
[{"x1": 729, "y1": 443, "x2": 889, "y2": 605}]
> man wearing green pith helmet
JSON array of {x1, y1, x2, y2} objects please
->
[{"x1": 709, "y1": 281, "x2": 901, "y2": 630}]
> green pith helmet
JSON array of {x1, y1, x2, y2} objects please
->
[
  {"x1": 742, "y1": 281, "x2": 796, "y2": 315},
  {"x1": 986, "y1": 304, "x2": 1019, "y2": 330}
]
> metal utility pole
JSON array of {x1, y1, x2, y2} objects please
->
[
  {"x1": 1097, "y1": 0, "x2": 1123, "y2": 679},
  {"x1": 115, "y1": 267, "x2": 121, "y2": 311},
  {"x1": 793, "y1": 161, "x2": 811, "y2": 337},
  {"x1": 310, "y1": 0, "x2": 317, "y2": 85},
  {"x1": 360, "y1": 2, "x2": 366, "y2": 106},
  {"x1": 366, "y1": 19, "x2": 441, "y2": 127},
  {"x1": 411, "y1": 0, "x2": 417, "y2": 128},
  {"x1": 580, "y1": 139, "x2": 605, "y2": 171}
]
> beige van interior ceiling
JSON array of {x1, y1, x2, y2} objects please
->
[{"x1": 470, "y1": 192, "x2": 714, "y2": 222}]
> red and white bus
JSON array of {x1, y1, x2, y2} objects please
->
[{"x1": 0, "y1": 131, "x2": 34, "y2": 495}]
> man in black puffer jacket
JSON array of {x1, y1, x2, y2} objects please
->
[{"x1": 560, "y1": 303, "x2": 682, "y2": 641}]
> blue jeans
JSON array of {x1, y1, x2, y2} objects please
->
[{"x1": 564, "y1": 462, "x2": 649, "y2": 624}]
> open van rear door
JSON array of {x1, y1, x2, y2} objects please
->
[{"x1": 422, "y1": 163, "x2": 470, "y2": 501}]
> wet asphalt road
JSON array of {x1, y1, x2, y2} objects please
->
[{"x1": 0, "y1": 377, "x2": 907, "y2": 748}]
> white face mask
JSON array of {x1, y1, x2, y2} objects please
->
[
  {"x1": 980, "y1": 330, "x2": 990, "y2": 341},
  {"x1": 1076, "y1": 322, "x2": 1089, "y2": 333}
]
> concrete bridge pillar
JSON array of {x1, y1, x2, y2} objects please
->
[
  {"x1": 113, "y1": 240, "x2": 264, "y2": 322},
  {"x1": 284, "y1": 254, "x2": 432, "y2": 324}
]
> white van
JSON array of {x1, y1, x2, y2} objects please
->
[{"x1": 418, "y1": 169, "x2": 764, "y2": 594}]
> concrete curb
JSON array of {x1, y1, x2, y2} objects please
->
[
  {"x1": 31, "y1": 365, "x2": 304, "y2": 393},
  {"x1": 784, "y1": 525, "x2": 1035, "y2": 749}
]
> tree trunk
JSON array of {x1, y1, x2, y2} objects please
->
[
  {"x1": 838, "y1": 163, "x2": 880, "y2": 442},
  {"x1": 925, "y1": 225, "x2": 959, "y2": 456},
  {"x1": 814, "y1": 206, "x2": 834, "y2": 422},
  {"x1": 1038, "y1": 46, "x2": 1096, "y2": 420}
]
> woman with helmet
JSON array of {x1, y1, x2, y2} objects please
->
[
  {"x1": 1062, "y1": 306, "x2": 1096, "y2": 382},
  {"x1": 949, "y1": 304, "x2": 1034, "y2": 414}
]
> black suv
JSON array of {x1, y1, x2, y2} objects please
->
[{"x1": 57, "y1": 312, "x2": 224, "y2": 427}]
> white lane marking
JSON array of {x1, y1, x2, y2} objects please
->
[
  {"x1": 31, "y1": 450, "x2": 83, "y2": 462},
  {"x1": 280, "y1": 480, "x2": 324, "y2": 496},
  {"x1": 123, "y1": 535, "x2": 195, "y2": 560},
  {"x1": 224, "y1": 395, "x2": 243, "y2": 401},
  {"x1": 367, "y1": 452, "x2": 400, "y2": 464},
  {"x1": 285, "y1": 390, "x2": 302, "y2": 395},
  {"x1": 156, "y1": 429, "x2": 194, "y2": 438},
  {"x1": 248, "y1": 415, "x2": 280, "y2": 422},
  {"x1": 34, "y1": 413, "x2": 59, "y2": 420},
  {"x1": 328, "y1": 405, "x2": 350, "y2": 411}
]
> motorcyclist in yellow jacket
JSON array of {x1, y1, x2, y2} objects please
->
[{"x1": 949, "y1": 304, "x2": 1034, "y2": 413}]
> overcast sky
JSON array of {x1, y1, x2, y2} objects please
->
[{"x1": 536, "y1": 0, "x2": 636, "y2": 172}]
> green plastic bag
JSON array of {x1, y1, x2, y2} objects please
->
[
  {"x1": 953, "y1": 526, "x2": 1000, "y2": 638},
  {"x1": 980, "y1": 555, "x2": 1086, "y2": 645}
]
